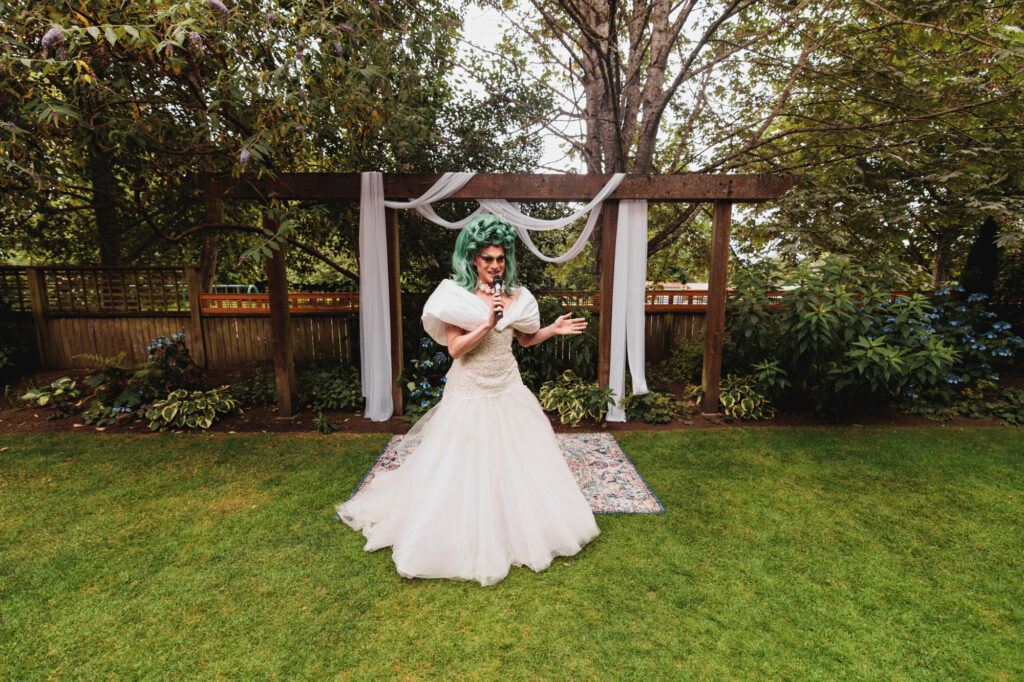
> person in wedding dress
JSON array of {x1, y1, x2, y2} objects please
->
[{"x1": 336, "y1": 214, "x2": 600, "y2": 586}]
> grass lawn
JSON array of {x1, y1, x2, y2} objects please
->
[{"x1": 1, "y1": 428, "x2": 1022, "y2": 679}]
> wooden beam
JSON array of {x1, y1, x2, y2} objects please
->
[
  {"x1": 701, "y1": 201, "x2": 732, "y2": 416},
  {"x1": 597, "y1": 200, "x2": 619, "y2": 389},
  {"x1": 203, "y1": 172, "x2": 797, "y2": 203},
  {"x1": 385, "y1": 208, "x2": 403, "y2": 417},
  {"x1": 184, "y1": 267, "x2": 208, "y2": 368},
  {"x1": 264, "y1": 217, "x2": 297, "y2": 417}
]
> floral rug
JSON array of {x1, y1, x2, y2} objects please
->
[{"x1": 347, "y1": 432, "x2": 664, "y2": 514}]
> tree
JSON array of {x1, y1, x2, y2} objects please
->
[
  {"x1": 465, "y1": 0, "x2": 1024, "y2": 279},
  {"x1": 0, "y1": 0, "x2": 543, "y2": 285}
]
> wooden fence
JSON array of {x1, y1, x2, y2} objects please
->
[{"x1": 0, "y1": 266, "x2": 711, "y2": 370}]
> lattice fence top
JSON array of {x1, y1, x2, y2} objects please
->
[{"x1": 0, "y1": 267, "x2": 30, "y2": 312}]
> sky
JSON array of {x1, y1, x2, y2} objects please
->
[{"x1": 457, "y1": 3, "x2": 581, "y2": 173}]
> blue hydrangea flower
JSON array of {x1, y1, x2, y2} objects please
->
[
  {"x1": 945, "y1": 375, "x2": 961, "y2": 384},
  {"x1": 419, "y1": 379, "x2": 430, "y2": 388},
  {"x1": 441, "y1": 377, "x2": 447, "y2": 383},
  {"x1": 420, "y1": 337, "x2": 432, "y2": 348},
  {"x1": 420, "y1": 400, "x2": 429, "y2": 407},
  {"x1": 993, "y1": 322, "x2": 1011, "y2": 332},
  {"x1": 967, "y1": 293, "x2": 988, "y2": 302}
]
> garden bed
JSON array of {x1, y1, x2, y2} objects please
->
[{"x1": 0, "y1": 369, "x2": 1012, "y2": 436}]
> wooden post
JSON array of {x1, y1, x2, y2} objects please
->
[
  {"x1": 184, "y1": 267, "x2": 208, "y2": 368},
  {"x1": 24, "y1": 267, "x2": 49, "y2": 367},
  {"x1": 702, "y1": 200, "x2": 732, "y2": 415},
  {"x1": 264, "y1": 215, "x2": 297, "y2": 417},
  {"x1": 385, "y1": 208, "x2": 404, "y2": 416},
  {"x1": 597, "y1": 200, "x2": 619, "y2": 389}
]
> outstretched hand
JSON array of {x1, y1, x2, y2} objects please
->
[{"x1": 550, "y1": 312, "x2": 587, "y2": 336}]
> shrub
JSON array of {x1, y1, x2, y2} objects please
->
[
  {"x1": 146, "y1": 386, "x2": 241, "y2": 431},
  {"x1": 75, "y1": 352, "x2": 147, "y2": 411},
  {"x1": 538, "y1": 370, "x2": 615, "y2": 425},
  {"x1": 622, "y1": 391, "x2": 687, "y2": 424},
  {"x1": 660, "y1": 334, "x2": 704, "y2": 385},
  {"x1": 298, "y1": 363, "x2": 362, "y2": 412},
  {"x1": 82, "y1": 401, "x2": 133, "y2": 427},
  {"x1": 515, "y1": 296, "x2": 597, "y2": 390},
  {"x1": 132, "y1": 334, "x2": 203, "y2": 399},
  {"x1": 725, "y1": 257, "x2": 1022, "y2": 416},
  {"x1": 399, "y1": 335, "x2": 452, "y2": 423},
  {"x1": 230, "y1": 364, "x2": 277, "y2": 407}
]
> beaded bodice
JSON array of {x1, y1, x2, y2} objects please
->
[{"x1": 444, "y1": 327, "x2": 523, "y2": 398}]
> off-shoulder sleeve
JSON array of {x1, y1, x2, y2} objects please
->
[
  {"x1": 498, "y1": 286, "x2": 541, "y2": 335},
  {"x1": 421, "y1": 279, "x2": 488, "y2": 345}
]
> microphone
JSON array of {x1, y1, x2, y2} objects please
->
[{"x1": 492, "y1": 275, "x2": 504, "y2": 320}]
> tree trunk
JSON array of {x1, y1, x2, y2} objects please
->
[
  {"x1": 931, "y1": 226, "x2": 956, "y2": 286},
  {"x1": 959, "y1": 216, "x2": 1000, "y2": 295},
  {"x1": 88, "y1": 145, "x2": 121, "y2": 265},
  {"x1": 199, "y1": 195, "x2": 223, "y2": 292}
]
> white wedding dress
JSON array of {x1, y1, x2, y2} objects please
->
[{"x1": 336, "y1": 280, "x2": 600, "y2": 586}]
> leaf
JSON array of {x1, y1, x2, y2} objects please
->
[
  {"x1": 86, "y1": 26, "x2": 100, "y2": 40},
  {"x1": 104, "y1": 25, "x2": 117, "y2": 45}
]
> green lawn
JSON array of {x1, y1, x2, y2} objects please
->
[{"x1": 1, "y1": 428, "x2": 1021, "y2": 679}]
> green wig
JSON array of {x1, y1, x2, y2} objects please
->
[{"x1": 451, "y1": 214, "x2": 520, "y2": 292}]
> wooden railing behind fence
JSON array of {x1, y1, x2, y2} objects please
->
[{"x1": 0, "y1": 265, "x2": 753, "y2": 369}]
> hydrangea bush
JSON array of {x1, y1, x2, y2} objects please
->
[{"x1": 725, "y1": 258, "x2": 1022, "y2": 417}]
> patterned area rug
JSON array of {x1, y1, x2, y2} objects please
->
[{"x1": 347, "y1": 432, "x2": 664, "y2": 514}]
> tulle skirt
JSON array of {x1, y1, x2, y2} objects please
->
[{"x1": 336, "y1": 384, "x2": 600, "y2": 586}]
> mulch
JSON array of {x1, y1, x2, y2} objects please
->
[{"x1": 1, "y1": 369, "x2": 1008, "y2": 436}]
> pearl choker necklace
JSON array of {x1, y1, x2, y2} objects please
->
[{"x1": 477, "y1": 280, "x2": 496, "y2": 294}]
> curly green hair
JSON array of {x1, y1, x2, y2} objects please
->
[{"x1": 451, "y1": 214, "x2": 520, "y2": 292}]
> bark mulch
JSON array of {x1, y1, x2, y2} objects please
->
[{"x1": 0, "y1": 370, "x2": 1005, "y2": 436}]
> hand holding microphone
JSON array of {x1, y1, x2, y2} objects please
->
[{"x1": 492, "y1": 275, "x2": 504, "y2": 320}]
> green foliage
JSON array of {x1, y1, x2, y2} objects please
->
[
  {"x1": 622, "y1": 391, "x2": 689, "y2": 425},
  {"x1": 313, "y1": 411, "x2": 340, "y2": 434},
  {"x1": 658, "y1": 334, "x2": 704, "y2": 386},
  {"x1": 146, "y1": 387, "x2": 241, "y2": 431},
  {"x1": 81, "y1": 401, "x2": 122, "y2": 427},
  {"x1": 694, "y1": 375, "x2": 776, "y2": 422},
  {"x1": 20, "y1": 376, "x2": 82, "y2": 410},
  {"x1": 133, "y1": 334, "x2": 203, "y2": 400},
  {"x1": 538, "y1": 370, "x2": 615, "y2": 426},
  {"x1": 76, "y1": 352, "x2": 145, "y2": 410},
  {"x1": 515, "y1": 296, "x2": 597, "y2": 390},
  {"x1": 398, "y1": 335, "x2": 451, "y2": 425},
  {"x1": 898, "y1": 381, "x2": 1024, "y2": 426},
  {"x1": 726, "y1": 258, "x2": 1022, "y2": 416},
  {"x1": 229, "y1": 364, "x2": 276, "y2": 407},
  {"x1": 297, "y1": 364, "x2": 362, "y2": 412}
]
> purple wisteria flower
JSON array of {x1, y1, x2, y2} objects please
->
[
  {"x1": 297, "y1": 38, "x2": 305, "y2": 51},
  {"x1": 4, "y1": 121, "x2": 14, "y2": 138},
  {"x1": 41, "y1": 27, "x2": 64, "y2": 49},
  {"x1": 189, "y1": 31, "x2": 204, "y2": 50},
  {"x1": 329, "y1": 27, "x2": 339, "y2": 37},
  {"x1": 333, "y1": 41, "x2": 344, "y2": 57},
  {"x1": 239, "y1": 149, "x2": 251, "y2": 166},
  {"x1": 339, "y1": 24, "x2": 355, "y2": 33},
  {"x1": 267, "y1": 11, "x2": 277, "y2": 25},
  {"x1": 57, "y1": 45, "x2": 68, "y2": 61}
]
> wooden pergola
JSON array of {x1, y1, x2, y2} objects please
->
[{"x1": 201, "y1": 172, "x2": 796, "y2": 418}]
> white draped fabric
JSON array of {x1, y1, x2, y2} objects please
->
[
  {"x1": 605, "y1": 200, "x2": 650, "y2": 422},
  {"x1": 357, "y1": 171, "x2": 647, "y2": 422},
  {"x1": 358, "y1": 173, "x2": 394, "y2": 421}
]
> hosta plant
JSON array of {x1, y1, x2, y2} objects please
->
[
  {"x1": 20, "y1": 376, "x2": 83, "y2": 407},
  {"x1": 695, "y1": 374, "x2": 776, "y2": 422},
  {"x1": 146, "y1": 387, "x2": 241, "y2": 431},
  {"x1": 538, "y1": 370, "x2": 615, "y2": 426}
]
